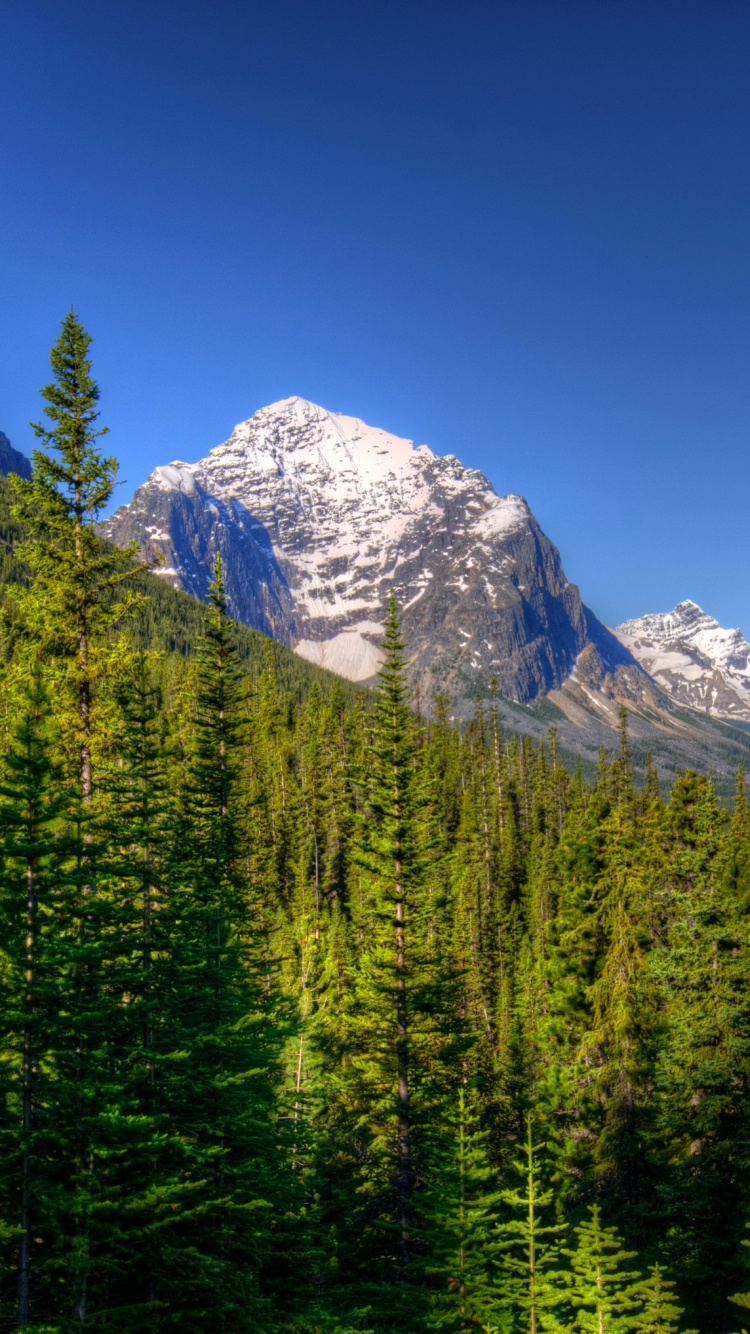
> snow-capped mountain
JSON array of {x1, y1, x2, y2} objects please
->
[
  {"x1": 615, "y1": 601, "x2": 750, "y2": 722},
  {"x1": 104, "y1": 397, "x2": 636, "y2": 702}
]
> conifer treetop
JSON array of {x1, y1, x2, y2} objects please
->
[
  {"x1": 28, "y1": 309, "x2": 116, "y2": 521},
  {"x1": 10, "y1": 311, "x2": 142, "y2": 655}
]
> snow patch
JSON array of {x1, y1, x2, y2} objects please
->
[
  {"x1": 473, "y1": 496, "x2": 529, "y2": 539},
  {"x1": 151, "y1": 463, "x2": 197, "y2": 495},
  {"x1": 295, "y1": 629, "x2": 384, "y2": 682}
]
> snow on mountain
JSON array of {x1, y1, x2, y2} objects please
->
[
  {"x1": 615, "y1": 600, "x2": 750, "y2": 722},
  {"x1": 104, "y1": 396, "x2": 636, "y2": 702}
]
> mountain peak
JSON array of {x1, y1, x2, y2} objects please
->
[
  {"x1": 258, "y1": 396, "x2": 336, "y2": 424},
  {"x1": 104, "y1": 400, "x2": 629, "y2": 700},
  {"x1": 212, "y1": 398, "x2": 436, "y2": 496},
  {"x1": 615, "y1": 602, "x2": 750, "y2": 720}
]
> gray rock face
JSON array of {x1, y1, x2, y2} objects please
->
[
  {"x1": 0, "y1": 432, "x2": 32, "y2": 481},
  {"x1": 104, "y1": 397, "x2": 637, "y2": 702},
  {"x1": 615, "y1": 601, "x2": 750, "y2": 722}
]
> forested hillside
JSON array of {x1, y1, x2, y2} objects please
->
[{"x1": 0, "y1": 315, "x2": 749, "y2": 1334}]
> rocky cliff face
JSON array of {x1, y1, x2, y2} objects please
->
[
  {"x1": 104, "y1": 397, "x2": 638, "y2": 703},
  {"x1": 615, "y1": 600, "x2": 750, "y2": 722},
  {"x1": 0, "y1": 432, "x2": 32, "y2": 481}
]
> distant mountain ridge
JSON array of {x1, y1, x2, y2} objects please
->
[
  {"x1": 0, "y1": 432, "x2": 31, "y2": 481},
  {"x1": 103, "y1": 396, "x2": 640, "y2": 705},
  {"x1": 615, "y1": 600, "x2": 750, "y2": 723}
]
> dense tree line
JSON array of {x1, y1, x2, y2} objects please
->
[{"x1": 0, "y1": 315, "x2": 748, "y2": 1332}]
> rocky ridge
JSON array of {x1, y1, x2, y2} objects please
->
[
  {"x1": 103, "y1": 396, "x2": 640, "y2": 705},
  {"x1": 0, "y1": 432, "x2": 32, "y2": 481},
  {"x1": 615, "y1": 601, "x2": 750, "y2": 723}
]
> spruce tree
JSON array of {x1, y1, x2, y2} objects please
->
[
  {"x1": 0, "y1": 665, "x2": 69, "y2": 1326},
  {"x1": 0, "y1": 315, "x2": 142, "y2": 1330},
  {"x1": 495, "y1": 1117, "x2": 566, "y2": 1334},
  {"x1": 649, "y1": 771, "x2": 750, "y2": 1326},
  {"x1": 323, "y1": 594, "x2": 455, "y2": 1329},
  {"x1": 581, "y1": 879, "x2": 658, "y2": 1217},
  {"x1": 91, "y1": 649, "x2": 175, "y2": 1328},
  {"x1": 560, "y1": 1204, "x2": 642, "y2": 1333},
  {"x1": 534, "y1": 786, "x2": 613, "y2": 1200},
  {"x1": 423, "y1": 1084, "x2": 503, "y2": 1332},
  {"x1": 350, "y1": 594, "x2": 425, "y2": 1280},
  {"x1": 633, "y1": 1265, "x2": 691, "y2": 1334},
  {"x1": 152, "y1": 556, "x2": 280, "y2": 1330},
  {"x1": 11, "y1": 310, "x2": 140, "y2": 798}
]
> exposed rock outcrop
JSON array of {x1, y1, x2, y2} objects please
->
[{"x1": 0, "y1": 432, "x2": 32, "y2": 481}]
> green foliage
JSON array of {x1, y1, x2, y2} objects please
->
[
  {"x1": 559, "y1": 1204, "x2": 643, "y2": 1332},
  {"x1": 423, "y1": 1085, "x2": 504, "y2": 1331},
  {"x1": 728, "y1": 1225, "x2": 750, "y2": 1317},
  {"x1": 10, "y1": 309, "x2": 141, "y2": 661},
  {"x1": 495, "y1": 1116, "x2": 566, "y2": 1331},
  {"x1": 2, "y1": 315, "x2": 750, "y2": 1332},
  {"x1": 634, "y1": 1265, "x2": 692, "y2": 1334}
]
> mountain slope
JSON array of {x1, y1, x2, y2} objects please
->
[
  {"x1": 0, "y1": 432, "x2": 32, "y2": 481},
  {"x1": 104, "y1": 396, "x2": 638, "y2": 703},
  {"x1": 615, "y1": 600, "x2": 750, "y2": 723}
]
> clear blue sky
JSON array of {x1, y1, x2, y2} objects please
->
[{"x1": 2, "y1": 0, "x2": 750, "y2": 632}]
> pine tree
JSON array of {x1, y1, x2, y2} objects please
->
[
  {"x1": 350, "y1": 594, "x2": 426, "y2": 1279},
  {"x1": 0, "y1": 665, "x2": 69, "y2": 1326},
  {"x1": 533, "y1": 787, "x2": 613, "y2": 1200},
  {"x1": 649, "y1": 771, "x2": 750, "y2": 1326},
  {"x1": 495, "y1": 1116, "x2": 566, "y2": 1334},
  {"x1": 0, "y1": 315, "x2": 143, "y2": 1329},
  {"x1": 11, "y1": 310, "x2": 141, "y2": 798},
  {"x1": 90, "y1": 649, "x2": 174, "y2": 1328},
  {"x1": 321, "y1": 594, "x2": 456, "y2": 1330},
  {"x1": 560, "y1": 1204, "x2": 642, "y2": 1333},
  {"x1": 641, "y1": 756, "x2": 661, "y2": 813},
  {"x1": 449, "y1": 721, "x2": 501, "y2": 1082},
  {"x1": 423, "y1": 1084, "x2": 503, "y2": 1332},
  {"x1": 151, "y1": 556, "x2": 281, "y2": 1331},
  {"x1": 633, "y1": 1265, "x2": 691, "y2": 1334},
  {"x1": 581, "y1": 879, "x2": 658, "y2": 1216}
]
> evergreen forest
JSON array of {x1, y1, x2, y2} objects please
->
[{"x1": 1, "y1": 314, "x2": 749, "y2": 1334}]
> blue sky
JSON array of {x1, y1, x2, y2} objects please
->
[{"x1": 2, "y1": 0, "x2": 750, "y2": 632}]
